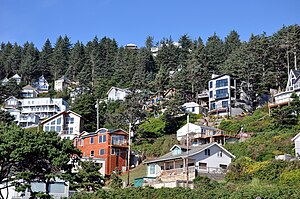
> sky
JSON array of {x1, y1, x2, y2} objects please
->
[{"x1": 0, "y1": 0, "x2": 299, "y2": 49}]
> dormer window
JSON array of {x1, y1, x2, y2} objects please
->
[{"x1": 172, "y1": 147, "x2": 182, "y2": 155}]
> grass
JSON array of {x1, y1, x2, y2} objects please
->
[{"x1": 120, "y1": 164, "x2": 147, "y2": 185}]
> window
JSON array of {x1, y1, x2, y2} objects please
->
[
  {"x1": 103, "y1": 135, "x2": 106, "y2": 142},
  {"x1": 111, "y1": 135, "x2": 125, "y2": 145},
  {"x1": 204, "y1": 149, "x2": 211, "y2": 156},
  {"x1": 90, "y1": 150, "x2": 94, "y2": 157},
  {"x1": 150, "y1": 164, "x2": 155, "y2": 174},
  {"x1": 210, "y1": 102, "x2": 216, "y2": 110},
  {"x1": 57, "y1": 117, "x2": 61, "y2": 125},
  {"x1": 111, "y1": 148, "x2": 115, "y2": 155},
  {"x1": 80, "y1": 139, "x2": 84, "y2": 146},
  {"x1": 45, "y1": 126, "x2": 49, "y2": 132},
  {"x1": 66, "y1": 117, "x2": 74, "y2": 124},
  {"x1": 216, "y1": 79, "x2": 228, "y2": 88},
  {"x1": 56, "y1": 126, "x2": 61, "y2": 132},
  {"x1": 67, "y1": 127, "x2": 73, "y2": 134},
  {"x1": 98, "y1": 136, "x2": 103, "y2": 143},
  {"x1": 209, "y1": 91, "x2": 213, "y2": 98},
  {"x1": 50, "y1": 126, "x2": 55, "y2": 131},
  {"x1": 192, "y1": 107, "x2": 195, "y2": 112},
  {"x1": 209, "y1": 81, "x2": 213, "y2": 88},
  {"x1": 100, "y1": 149, "x2": 105, "y2": 155},
  {"x1": 90, "y1": 137, "x2": 94, "y2": 144},
  {"x1": 199, "y1": 162, "x2": 207, "y2": 169},
  {"x1": 50, "y1": 120, "x2": 55, "y2": 125},
  {"x1": 216, "y1": 88, "x2": 228, "y2": 99},
  {"x1": 220, "y1": 164, "x2": 227, "y2": 169},
  {"x1": 218, "y1": 151, "x2": 223, "y2": 157},
  {"x1": 222, "y1": 100, "x2": 228, "y2": 108}
]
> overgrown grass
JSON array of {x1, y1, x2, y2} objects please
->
[{"x1": 119, "y1": 164, "x2": 147, "y2": 185}]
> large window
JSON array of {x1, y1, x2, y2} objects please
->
[
  {"x1": 90, "y1": 137, "x2": 94, "y2": 144},
  {"x1": 150, "y1": 164, "x2": 155, "y2": 174},
  {"x1": 98, "y1": 135, "x2": 107, "y2": 143},
  {"x1": 57, "y1": 117, "x2": 61, "y2": 125},
  {"x1": 216, "y1": 79, "x2": 228, "y2": 88},
  {"x1": 111, "y1": 135, "x2": 125, "y2": 145},
  {"x1": 66, "y1": 117, "x2": 74, "y2": 124},
  {"x1": 216, "y1": 88, "x2": 228, "y2": 99}
]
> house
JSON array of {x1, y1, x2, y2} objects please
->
[
  {"x1": 269, "y1": 69, "x2": 300, "y2": 111},
  {"x1": 143, "y1": 142, "x2": 235, "y2": 187},
  {"x1": 1, "y1": 77, "x2": 9, "y2": 86},
  {"x1": 54, "y1": 76, "x2": 71, "y2": 91},
  {"x1": 21, "y1": 98, "x2": 68, "y2": 119},
  {"x1": 74, "y1": 128, "x2": 129, "y2": 176},
  {"x1": 176, "y1": 123, "x2": 235, "y2": 145},
  {"x1": 150, "y1": 42, "x2": 182, "y2": 57},
  {"x1": 208, "y1": 74, "x2": 237, "y2": 117},
  {"x1": 107, "y1": 86, "x2": 131, "y2": 101},
  {"x1": 33, "y1": 75, "x2": 49, "y2": 93},
  {"x1": 182, "y1": 102, "x2": 200, "y2": 114},
  {"x1": 41, "y1": 110, "x2": 84, "y2": 140},
  {"x1": 291, "y1": 133, "x2": 300, "y2": 159},
  {"x1": 11, "y1": 74, "x2": 21, "y2": 85},
  {"x1": 18, "y1": 113, "x2": 40, "y2": 128},
  {"x1": 125, "y1": 43, "x2": 138, "y2": 50},
  {"x1": 21, "y1": 85, "x2": 38, "y2": 98},
  {"x1": 0, "y1": 178, "x2": 69, "y2": 199},
  {"x1": 4, "y1": 96, "x2": 21, "y2": 109}
]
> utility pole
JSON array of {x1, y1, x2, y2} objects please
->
[
  {"x1": 96, "y1": 99, "x2": 99, "y2": 129},
  {"x1": 186, "y1": 114, "x2": 189, "y2": 189},
  {"x1": 127, "y1": 123, "x2": 131, "y2": 187}
]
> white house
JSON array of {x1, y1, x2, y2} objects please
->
[
  {"x1": 176, "y1": 123, "x2": 228, "y2": 145},
  {"x1": 4, "y1": 96, "x2": 21, "y2": 109},
  {"x1": 41, "y1": 110, "x2": 84, "y2": 140},
  {"x1": 269, "y1": 69, "x2": 300, "y2": 110},
  {"x1": 208, "y1": 74, "x2": 238, "y2": 117},
  {"x1": 54, "y1": 76, "x2": 71, "y2": 91},
  {"x1": 33, "y1": 75, "x2": 49, "y2": 93},
  {"x1": 11, "y1": 74, "x2": 21, "y2": 85},
  {"x1": 1, "y1": 77, "x2": 9, "y2": 86},
  {"x1": 182, "y1": 102, "x2": 200, "y2": 114},
  {"x1": 144, "y1": 142, "x2": 235, "y2": 181},
  {"x1": 21, "y1": 85, "x2": 38, "y2": 98},
  {"x1": 107, "y1": 86, "x2": 131, "y2": 101},
  {"x1": 292, "y1": 133, "x2": 300, "y2": 159},
  {"x1": 21, "y1": 98, "x2": 68, "y2": 119}
]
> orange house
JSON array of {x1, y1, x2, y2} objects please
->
[{"x1": 74, "y1": 128, "x2": 128, "y2": 176}]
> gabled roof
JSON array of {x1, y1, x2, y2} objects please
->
[
  {"x1": 106, "y1": 86, "x2": 130, "y2": 95},
  {"x1": 145, "y1": 142, "x2": 235, "y2": 164},
  {"x1": 291, "y1": 133, "x2": 300, "y2": 141},
  {"x1": 182, "y1": 102, "x2": 200, "y2": 107},
  {"x1": 11, "y1": 74, "x2": 21, "y2": 78},
  {"x1": 22, "y1": 85, "x2": 36, "y2": 90},
  {"x1": 40, "y1": 110, "x2": 83, "y2": 125},
  {"x1": 2, "y1": 77, "x2": 9, "y2": 82},
  {"x1": 56, "y1": 75, "x2": 71, "y2": 83},
  {"x1": 5, "y1": 96, "x2": 18, "y2": 102},
  {"x1": 169, "y1": 144, "x2": 189, "y2": 151}
]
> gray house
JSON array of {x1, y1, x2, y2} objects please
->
[{"x1": 144, "y1": 142, "x2": 235, "y2": 185}]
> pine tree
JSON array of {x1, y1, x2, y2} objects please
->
[
  {"x1": 38, "y1": 39, "x2": 53, "y2": 79},
  {"x1": 52, "y1": 36, "x2": 71, "y2": 79},
  {"x1": 67, "y1": 41, "x2": 85, "y2": 80},
  {"x1": 19, "y1": 42, "x2": 39, "y2": 83}
]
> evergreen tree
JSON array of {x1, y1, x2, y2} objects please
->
[
  {"x1": 52, "y1": 36, "x2": 71, "y2": 79},
  {"x1": 38, "y1": 39, "x2": 53, "y2": 79},
  {"x1": 67, "y1": 41, "x2": 85, "y2": 80},
  {"x1": 19, "y1": 42, "x2": 39, "y2": 83},
  {"x1": 224, "y1": 30, "x2": 241, "y2": 58}
]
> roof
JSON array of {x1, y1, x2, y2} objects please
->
[
  {"x1": 79, "y1": 128, "x2": 128, "y2": 138},
  {"x1": 2, "y1": 77, "x2": 9, "y2": 82},
  {"x1": 4, "y1": 96, "x2": 18, "y2": 101},
  {"x1": 291, "y1": 69, "x2": 300, "y2": 79},
  {"x1": 40, "y1": 110, "x2": 83, "y2": 124},
  {"x1": 291, "y1": 133, "x2": 300, "y2": 141},
  {"x1": 106, "y1": 86, "x2": 130, "y2": 95},
  {"x1": 22, "y1": 85, "x2": 36, "y2": 90},
  {"x1": 56, "y1": 75, "x2": 71, "y2": 82},
  {"x1": 182, "y1": 102, "x2": 200, "y2": 107},
  {"x1": 210, "y1": 74, "x2": 231, "y2": 81},
  {"x1": 11, "y1": 74, "x2": 21, "y2": 78},
  {"x1": 145, "y1": 142, "x2": 235, "y2": 164}
]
